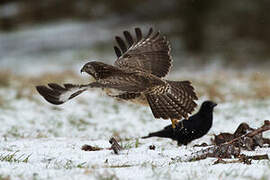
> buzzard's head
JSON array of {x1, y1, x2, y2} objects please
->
[{"x1": 80, "y1": 61, "x2": 100, "y2": 80}]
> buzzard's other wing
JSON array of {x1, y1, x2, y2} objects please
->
[
  {"x1": 114, "y1": 27, "x2": 172, "y2": 78},
  {"x1": 36, "y1": 83, "x2": 87, "y2": 105}
]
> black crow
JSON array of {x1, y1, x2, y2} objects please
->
[{"x1": 142, "y1": 101, "x2": 217, "y2": 146}]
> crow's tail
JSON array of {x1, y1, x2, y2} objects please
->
[{"x1": 142, "y1": 129, "x2": 173, "y2": 139}]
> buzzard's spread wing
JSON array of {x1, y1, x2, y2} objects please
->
[
  {"x1": 114, "y1": 27, "x2": 172, "y2": 78},
  {"x1": 146, "y1": 81, "x2": 198, "y2": 120}
]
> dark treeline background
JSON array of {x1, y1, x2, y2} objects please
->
[{"x1": 1, "y1": 0, "x2": 270, "y2": 64}]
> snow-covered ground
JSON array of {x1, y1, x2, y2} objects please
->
[
  {"x1": 0, "y1": 83, "x2": 269, "y2": 180},
  {"x1": 0, "y1": 22, "x2": 270, "y2": 180}
]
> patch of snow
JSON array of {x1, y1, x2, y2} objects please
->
[{"x1": 0, "y1": 86, "x2": 269, "y2": 179}]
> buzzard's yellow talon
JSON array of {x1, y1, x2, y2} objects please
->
[{"x1": 171, "y1": 119, "x2": 178, "y2": 129}]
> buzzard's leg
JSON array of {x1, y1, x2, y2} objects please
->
[
  {"x1": 177, "y1": 120, "x2": 184, "y2": 130},
  {"x1": 171, "y1": 119, "x2": 179, "y2": 135},
  {"x1": 171, "y1": 119, "x2": 178, "y2": 129}
]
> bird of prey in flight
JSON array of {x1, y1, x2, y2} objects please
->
[{"x1": 36, "y1": 27, "x2": 198, "y2": 128}]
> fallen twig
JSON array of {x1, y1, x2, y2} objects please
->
[
  {"x1": 213, "y1": 154, "x2": 268, "y2": 165},
  {"x1": 109, "y1": 137, "x2": 123, "y2": 154},
  {"x1": 245, "y1": 154, "x2": 269, "y2": 160},
  {"x1": 185, "y1": 144, "x2": 241, "y2": 161},
  {"x1": 193, "y1": 143, "x2": 209, "y2": 147},
  {"x1": 263, "y1": 138, "x2": 270, "y2": 146},
  {"x1": 81, "y1": 137, "x2": 123, "y2": 153},
  {"x1": 212, "y1": 120, "x2": 270, "y2": 150},
  {"x1": 247, "y1": 120, "x2": 270, "y2": 137},
  {"x1": 81, "y1": 145, "x2": 103, "y2": 151},
  {"x1": 184, "y1": 121, "x2": 270, "y2": 163},
  {"x1": 226, "y1": 120, "x2": 270, "y2": 145},
  {"x1": 213, "y1": 156, "x2": 251, "y2": 165}
]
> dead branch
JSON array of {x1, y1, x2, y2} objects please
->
[
  {"x1": 193, "y1": 143, "x2": 209, "y2": 147},
  {"x1": 247, "y1": 120, "x2": 270, "y2": 137},
  {"x1": 246, "y1": 154, "x2": 269, "y2": 160},
  {"x1": 213, "y1": 154, "x2": 268, "y2": 165},
  {"x1": 263, "y1": 138, "x2": 270, "y2": 145},
  {"x1": 226, "y1": 120, "x2": 270, "y2": 145},
  {"x1": 183, "y1": 121, "x2": 270, "y2": 163},
  {"x1": 186, "y1": 144, "x2": 241, "y2": 161},
  {"x1": 109, "y1": 137, "x2": 123, "y2": 154},
  {"x1": 81, "y1": 145, "x2": 103, "y2": 151},
  {"x1": 213, "y1": 156, "x2": 251, "y2": 165},
  {"x1": 81, "y1": 137, "x2": 123, "y2": 154}
]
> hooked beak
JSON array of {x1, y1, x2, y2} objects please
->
[{"x1": 80, "y1": 66, "x2": 86, "y2": 74}]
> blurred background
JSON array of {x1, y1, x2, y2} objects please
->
[
  {"x1": 1, "y1": 2, "x2": 270, "y2": 178},
  {"x1": 0, "y1": 0, "x2": 270, "y2": 101}
]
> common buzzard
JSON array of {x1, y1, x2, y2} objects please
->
[{"x1": 36, "y1": 27, "x2": 198, "y2": 128}]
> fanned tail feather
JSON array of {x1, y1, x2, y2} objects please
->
[
  {"x1": 146, "y1": 81, "x2": 197, "y2": 120},
  {"x1": 36, "y1": 83, "x2": 87, "y2": 105}
]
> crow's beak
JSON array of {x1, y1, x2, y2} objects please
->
[{"x1": 212, "y1": 103, "x2": 217, "y2": 107}]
